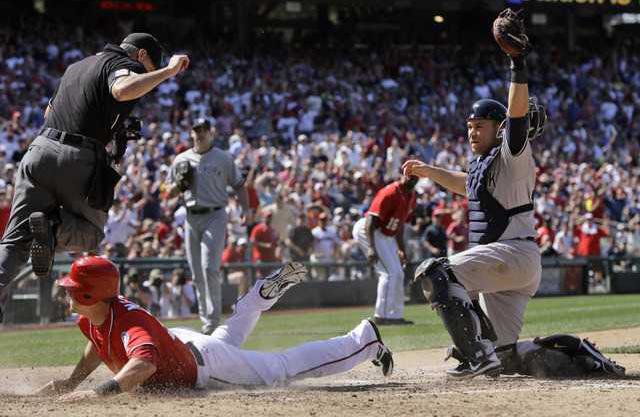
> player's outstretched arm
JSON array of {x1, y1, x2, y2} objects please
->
[
  {"x1": 36, "y1": 341, "x2": 102, "y2": 396},
  {"x1": 402, "y1": 160, "x2": 467, "y2": 196},
  {"x1": 57, "y1": 357, "x2": 157, "y2": 402}
]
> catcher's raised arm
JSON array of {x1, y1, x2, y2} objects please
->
[{"x1": 493, "y1": 8, "x2": 532, "y2": 155}]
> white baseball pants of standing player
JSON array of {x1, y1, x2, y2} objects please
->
[
  {"x1": 352, "y1": 218, "x2": 405, "y2": 320},
  {"x1": 171, "y1": 279, "x2": 383, "y2": 387},
  {"x1": 184, "y1": 208, "x2": 227, "y2": 332}
]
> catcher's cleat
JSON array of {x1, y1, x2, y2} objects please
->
[
  {"x1": 29, "y1": 212, "x2": 55, "y2": 278},
  {"x1": 579, "y1": 338, "x2": 625, "y2": 377},
  {"x1": 368, "y1": 319, "x2": 394, "y2": 377},
  {"x1": 447, "y1": 358, "x2": 502, "y2": 380},
  {"x1": 259, "y1": 262, "x2": 307, "y2": 300}
]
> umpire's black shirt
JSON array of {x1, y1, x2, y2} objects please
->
[{"x1": 43, "y1": 44, "x2": 146, "y2": 145}]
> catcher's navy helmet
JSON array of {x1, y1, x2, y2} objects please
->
[{"x1": 467, "y1": 99, "x2": 507, "y2": 123}]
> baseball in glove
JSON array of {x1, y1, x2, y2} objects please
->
[{"x1": 492, "y1": 9, "x2": 531, "y2": 58}]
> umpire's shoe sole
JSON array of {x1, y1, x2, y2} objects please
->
[
  {"x1": 367, "y1": 319, "x2": 394, "y2": 377},
  {"x1": 29, "y1": 212, "x2": 54, "y2": 278}
]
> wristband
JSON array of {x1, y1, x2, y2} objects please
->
[
  {"x1": 509, "y1": 55, "x2": 528, "y2": 84},
  {"x1": 94, "y1": 379, "x2": 122, "y2": 396}
]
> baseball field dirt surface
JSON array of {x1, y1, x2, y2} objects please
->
[{"x1": 1, "y1": 326, "x2": 639, "y2": 417}]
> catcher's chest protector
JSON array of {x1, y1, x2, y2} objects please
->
[{"x1": 466, "y1": 145, "x2": 532, "y2": 246}]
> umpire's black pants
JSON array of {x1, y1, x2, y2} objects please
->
[{"x1": 0, "y1": 135, "x2": 108, "y2": 308}]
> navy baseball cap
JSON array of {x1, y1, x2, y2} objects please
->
[
  {"x1": 192, "y1": 118, "x2": 211, "y2": 130},
  {"x1": 121, "y1": 33, "x2": 164, "y2": 69}
]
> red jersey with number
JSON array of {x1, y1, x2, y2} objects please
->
[
  {"x1": 77, "y1": 296, "x2": 197, "y2": 389},
  {"x1": 367, "y1": 182, "x2": 416, "y2": 236}
]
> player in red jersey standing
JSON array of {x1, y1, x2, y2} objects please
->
[
  {"x1": 37, "y1": 256, "x2": 394, "y2": 400},
  {"x1": 353, "y1": 175, "x2": 418, "y2": 325}
]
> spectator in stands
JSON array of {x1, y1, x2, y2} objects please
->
[
  {"x1": 286, "y1": 213, "x2": 314, "y2": 262},
  {"x1": 446, "y1": 209, "x2": 468, "y2": 255},
  {"x1": 250, "y1": 211, "x2": 279, "y2": 276},
  {"x1": 311, "y1": 212, "x2": 341, "y2": 280},
  {"x1": 168, "y1": 268, "x2": 196, "y2": 318},
  {"x1": 422, "y1": 209, "x2": 448, "y2": 258},
  {"x1": 221, "y1": 236, "x2": 250, "y2": 296}
]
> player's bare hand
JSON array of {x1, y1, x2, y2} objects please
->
[
  {"x1": 367, "y1": 248, "x2": 378, "y2": 264},
  {"x1": 402, "y1": 160, "x2": 428, "y2": 178},
  {"x1": 35, "y1": 379, "x2": 75, "y2": 396},
  {"x1": 57, "y1": 390, "x2": 99, "y2": 403},
  {"x1": 166, "y1": 54, "x2": 190, "y2": 77}
]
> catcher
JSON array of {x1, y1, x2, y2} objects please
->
[
  {"x1": 36, "y1": 257, "x2": 393, "y2": 401},
  {"x1": 404, "y1": 8, "x2": 548, "y2": 378}
]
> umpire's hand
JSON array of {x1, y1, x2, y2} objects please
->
[{"x1": 166, "y1": 55, "x2": 190, "y2": 77}]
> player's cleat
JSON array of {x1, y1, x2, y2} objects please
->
[
  {"x1": 579, "y1": 338, "x2": 625, "y2": 377},
  {"x1": 446, "y1": 358, "x2": 502, "y2": 379},
  {"x1": 259, "y1": 262, "x2": 307, "y2": 300},
  {"x1": 367, "y1": 319, "x2": 394, "y2": 377},
  {"x1": 29, "y1": 212, "x2": 55, "y2": 278}
]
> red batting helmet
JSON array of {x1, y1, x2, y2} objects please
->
[{"x1": 57, "y1": 256, "x2": 120, "y2": 306}]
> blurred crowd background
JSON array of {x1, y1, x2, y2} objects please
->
[{"x1": 1, "y1": 4, "x2": 639, "y2": 318}]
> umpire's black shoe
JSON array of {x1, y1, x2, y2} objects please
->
[
  {"x1": 367, "y1": 319, "x2": 394, "y2": 377},
  {"x1": 29, "y1": 212, "x2": 55, "y2": 278}
]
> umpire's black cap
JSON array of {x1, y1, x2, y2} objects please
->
[
  {"x1": 192, "y1": 117, "x2": 211, "y2": 131},
  {"x1": 467, "y1": 99, "x2": 507, "y2": 123},
  {"x1": 121, "y1": 33, "x2": 164, "y2": 69}
]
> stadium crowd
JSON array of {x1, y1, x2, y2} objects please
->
[{"x1": 1, "y1": 23, "x2": 639, "y2": 316}]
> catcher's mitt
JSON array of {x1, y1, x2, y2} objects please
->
[
  {"x1": 492, "y1": 9, "x2": 531, "y2": 57},
  {"x1": 175, "y1": 160, "x2": 193, "y2": 192}
]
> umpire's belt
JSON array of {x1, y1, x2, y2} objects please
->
[
  {"x1": 186, "y1": 341, "x2": 205, "y2": 367},
  {"x1": 40, "y1": 127, "x2": 102, "y2": 150},
  {"x1": 187, "y1": 206, "x2": 222, "y2": 215}
]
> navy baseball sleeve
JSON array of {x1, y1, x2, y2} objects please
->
[{"x1": 505, "y1": 116, "x2": 529, "y2": 156}]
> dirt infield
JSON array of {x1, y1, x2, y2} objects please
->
[{"x1": 1, "y1": 327, "x2": 640, "y2": 417}]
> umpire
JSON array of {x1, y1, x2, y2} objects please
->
[
  {"x1": 0, "y1": 33, "x2": 189, "y2": 315},
  {"x1": 169, "y1": 118, "x2": 249, "y2": 334}
]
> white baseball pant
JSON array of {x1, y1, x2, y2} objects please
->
[
  {"x1": 171, "y1": 280, "x2": 382, "y2": 387},
  {"x1": 352, "y1": 218, "x2": 405, "y2": 320}
]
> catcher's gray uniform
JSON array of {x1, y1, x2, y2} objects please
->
[
  {"x1": 449, "y1": 132, "x2": 540, "y2": 348},
  {"x1": 414, "y1": 109, "x2": 541, "y2": 377},
  {"x1": 171, "y1": 147, "x2": 244, "y2": 333}
]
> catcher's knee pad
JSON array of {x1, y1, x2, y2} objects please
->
[{"x1": 413, "y1": 257, "x2": 455, "y2": 305}]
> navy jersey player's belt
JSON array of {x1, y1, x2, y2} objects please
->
[{"x1": 187, "y1": 206, "x2": 222, "y2": 215}]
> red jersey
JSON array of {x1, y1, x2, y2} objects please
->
[
  {"x1": 250, "y1": 223, "x2": 279, "y2": 262},
  {"x1": 367, "y1": 182, "x2": 416, "y2": 236},
  {"x1": 574, "y1": 224, "x2": 608, "y2": 257},
  {"x1": 77, "y1": 296, "x2": 197, "y2": 389}
]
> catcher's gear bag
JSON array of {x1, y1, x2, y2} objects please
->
[{"x1": 493, "y1": 334, "x2": 625, "y2": 378}]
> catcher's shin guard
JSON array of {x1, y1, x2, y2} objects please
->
[{"x1": 437, "y1": 293, "x2": 498, "y2": 366}]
